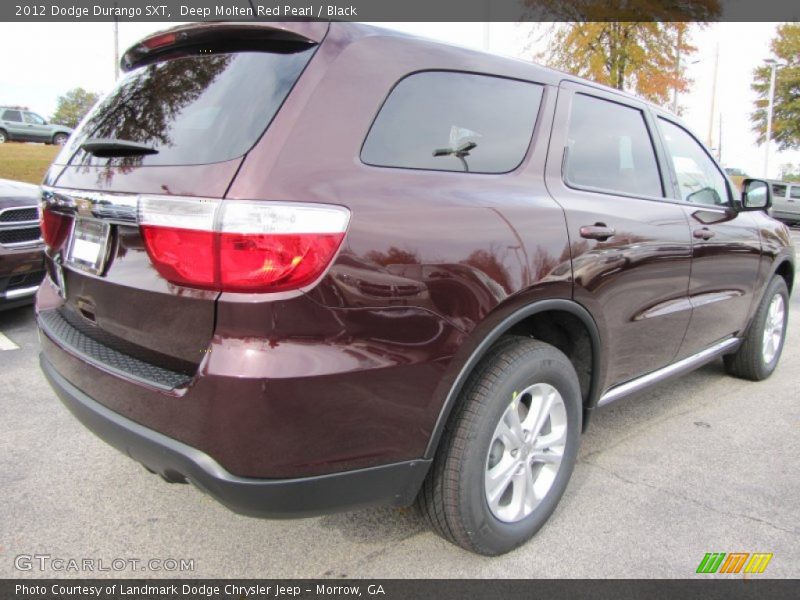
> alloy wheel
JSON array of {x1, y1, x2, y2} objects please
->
[
  {"x1": 484, "y1": 383, "x2": 568, "y2": 523},
  {"x1": 762, "y1": 293, "x2": 786, "y2": 364}
]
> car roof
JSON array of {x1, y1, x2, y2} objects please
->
[
  {"x1": 132, "y1": 21, "x2": 670, "y2": 117},
  {"x1": 336, "y1": 22, "x2": 669, "y2": 113}
]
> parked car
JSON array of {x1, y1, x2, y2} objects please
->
[
  {"x1": 36, "y1": 22, "x2": 794, "y2": 556},
  {"x1": 0, "y1": 107, "x2": 73, "y2": 145},
  {"x1": 768, "y1": 180, "x2": 800, "y2": 225},
  {"x1": 0, "y1": 179, "x2": 45, "y2": 310}
]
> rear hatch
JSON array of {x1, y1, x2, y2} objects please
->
[{"x1": 40, "y1": 23, "x2": 325, "y2": 382}]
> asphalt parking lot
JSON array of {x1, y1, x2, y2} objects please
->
[{"x1": 1, "y1": 232, "x2": 798, "y2": 579}]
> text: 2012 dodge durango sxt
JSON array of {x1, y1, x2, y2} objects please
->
[{"x1": 37, "y1": 22, "x2": 794, "y2": 555}]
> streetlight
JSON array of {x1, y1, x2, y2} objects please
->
[{"x1": 763, "y1": 58, "x2": 787, "y2": 179}]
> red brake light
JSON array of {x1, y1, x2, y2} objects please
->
[
  {"x1": 142, "y1": 32, "x2": 177, "y2": 50},
  {"x1": 219, "y1": 232, "x2": 345, "y2": 292},
  {"x1": 41, "y1": 208, "x2": 71, "y2": 249},
  {"x1": 140, "y1": 227, "x2": 217, "y2": 289},
  {"x1": 138, "y1": 197, "x2": 349, "y2": 293}
]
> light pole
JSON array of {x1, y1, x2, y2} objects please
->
[
  {"x1": 113, "y1": 2, "x2": 119, "y2": 80},
  {"x1": 763, "y1": 58, "x2": 779, "y2": 179},
  {"x1": 672, "y1": 26, "x2": 683, "y2": 114},
  {"x1": 706, "y1": 43, "x2": 719, "y2": 149}
]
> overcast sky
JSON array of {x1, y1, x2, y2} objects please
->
[{"x1": 1, "y1": 21, "x2": 797, "y2": 178}]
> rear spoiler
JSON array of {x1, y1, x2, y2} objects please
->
[{"x1": 121, "y1": 22, "x2": 330, "y2": 71}]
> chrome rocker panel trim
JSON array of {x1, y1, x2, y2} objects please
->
[{"x1": 597, "y1": 337, "x2": 741, "y2": 407}]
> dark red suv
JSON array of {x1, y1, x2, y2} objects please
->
[{"x1": 37, "y1": 22, "x2": 794, "y2": 555}]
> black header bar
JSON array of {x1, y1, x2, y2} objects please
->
[{"x1": 2, "y1": 0, "x2": 800, "y2": 22}]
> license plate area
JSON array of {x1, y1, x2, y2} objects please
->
[{"x1": 65, "y1": 218, "x2": 111, "y2": 276}]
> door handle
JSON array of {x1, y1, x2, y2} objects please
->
[
  {"x1": 693, "y1": 227, "x2": 715, "y2": 240},
  {"x1": 580, "y1": 224, "x2": 616, "y2": 241}
]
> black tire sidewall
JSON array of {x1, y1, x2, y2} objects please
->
[{"x1": 457, "y1": 348, "x2": 582, "y2": 555}]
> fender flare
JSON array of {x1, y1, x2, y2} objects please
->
[
  {"x1": 423, "y1": 298, "x2": 603, "y2": 459},
  {"x1": 768, "y1": 254, "x2": 795, "y2": 293}
]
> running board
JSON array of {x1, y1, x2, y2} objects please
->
[{"x1": 597, "y1": 337, "x2": 741, "y2": 407}]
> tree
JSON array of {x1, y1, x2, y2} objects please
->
[
  {"x1": 50, "y1": 88, "x2": 100, "y2": 129},
  {"x1": 534, "y1": 22, "x2": 697, "y2": 106},
  {"x1": 779, "y1": 163, "x2": 800, "y2": 182},
  {"x1": 751, "y1": 23, "x2": 800, "y2": 151},
  {"x1": 526, "y1": 1, "x2": 719, "y2": 107}
]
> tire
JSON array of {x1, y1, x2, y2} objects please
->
[
  {"x1": 724, "y1": 276, "x2": 789, "y2": 381},
  {"x1": 417, "y1": 336, "x2": 582, "y2": 555},
  {"x1": 52, "y1": 132, "x2": 68, "y2": 146},
  {"x1": 0, "y1": 129, "x2": 7, "y2": 143}
]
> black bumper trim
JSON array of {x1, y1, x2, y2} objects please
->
[
  {"x1": 38, "y1": 309, "x2": 190, "y2": 391},
  {"x1": 41, "y1": 354, "x2": 431, "y2": 518}
]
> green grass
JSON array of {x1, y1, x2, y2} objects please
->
[{"x1": 0, "y1": 143, "x2": 60, "y2": 185}]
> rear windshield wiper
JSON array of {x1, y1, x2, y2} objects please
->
[{"x1": 81, "y1": 138, "x2": 159, "y2": 158}]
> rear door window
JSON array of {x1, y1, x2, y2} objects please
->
[
  {"x1": 65, "y1": 47, "x2": 316, "y2": 167},
  {"x1": 361, "y1": 72, "x2": 543, "y2": 174},
  {"x1": 790, "y1": 186, "x2": 800, "y2": 200},
  {"x1": 563, "y1": 93, "x2": 663, "y2": 198},
  {"x1": 772, "y1": 184, "x2": 787, "y2": 198},
  {"x1": 3, "y1": 110, "x2": 22, "y2": 122}
]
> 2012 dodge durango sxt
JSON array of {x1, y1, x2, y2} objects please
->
[{"x1": 37, "y1": 22, "x2": 794, "y2": 556}]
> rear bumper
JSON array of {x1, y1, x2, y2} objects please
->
[{"x1": 41, "y1": 354, "x2": 431, "y2": 518}]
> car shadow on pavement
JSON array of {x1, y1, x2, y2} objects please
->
[{"x1": 318, "y1": 505, "x2": 426, "y2": 545}]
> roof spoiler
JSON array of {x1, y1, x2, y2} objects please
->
[{"x1": 121, "y1": 22, "x2": 329, "y2": 71}]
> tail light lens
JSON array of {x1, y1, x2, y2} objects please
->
[
  {"x1": 40, "y1": 207, "x2": 72, "y2": 249},
  {"x1": 139, "y1": 197, "x2": 349, "y2": 293}
]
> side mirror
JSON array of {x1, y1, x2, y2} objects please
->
[{"x1": 740, "y1": 179, "x2": 771, "y2": 211}]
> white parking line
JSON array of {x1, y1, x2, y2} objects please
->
[{"x1": 0, "y1": 331, "x2": 20, "y2": 351}]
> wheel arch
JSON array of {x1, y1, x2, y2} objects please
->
[
  {"x1": 773, "y1": 257, "x2": 794, "y2": 295},
  {"x1": 424, "y1": 299, "x2": 603, "y2": 460}
]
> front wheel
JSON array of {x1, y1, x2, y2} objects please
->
[
  {"x1": 724, "y1": 276, "x2": 789, "y2": 381},
  {"x1": 417, "y1": 336, "x2": 581, "y2": 555},
  {"x1": 0, "y1": 129, "x2": 7, "y2": 144}
]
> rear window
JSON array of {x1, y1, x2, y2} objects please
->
[
  {"x1": 3, "y1": 110, "x2": 22, "y2": 122},
  {"x1": 361, "y1": 72, "x2": 543, "y2": 174},
  {"x1": 63, "y1": 48, "x2": 315, "y2": 167}
]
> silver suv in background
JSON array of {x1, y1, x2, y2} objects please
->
[
  {"x1": 0, "y1": 107, "x2": 73, "y2": 145},
  {"x1": 769, "y1": 180, "x2": 800, "y2": 225}
]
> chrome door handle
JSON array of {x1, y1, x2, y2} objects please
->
[
  {"x1": 580, "y1": 224, "x2": 616, "y2": 241},
  {"x1": 693, "y1": 228, "x2": 715, "y2": 240}
]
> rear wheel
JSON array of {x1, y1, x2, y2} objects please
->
[
  {"x1": 52, "y1": 132, "x2": 68, "y2": 145},
  {"x1": 0, "y1": 129, "x2": 7, "y2": 143},
  {"x1": 724, "y1": 276, "x2": 789, "y2": 381},
  {"x1": 418, "y1": 336, "x2": 581, "y2": 555}
]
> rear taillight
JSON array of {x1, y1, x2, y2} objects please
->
[
  {"x1": 139, "y1": 197, "x2": 349, "y2": 293},
  {"x1": 40, "y1": 208, "x2": 71, "y2": 249}
]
